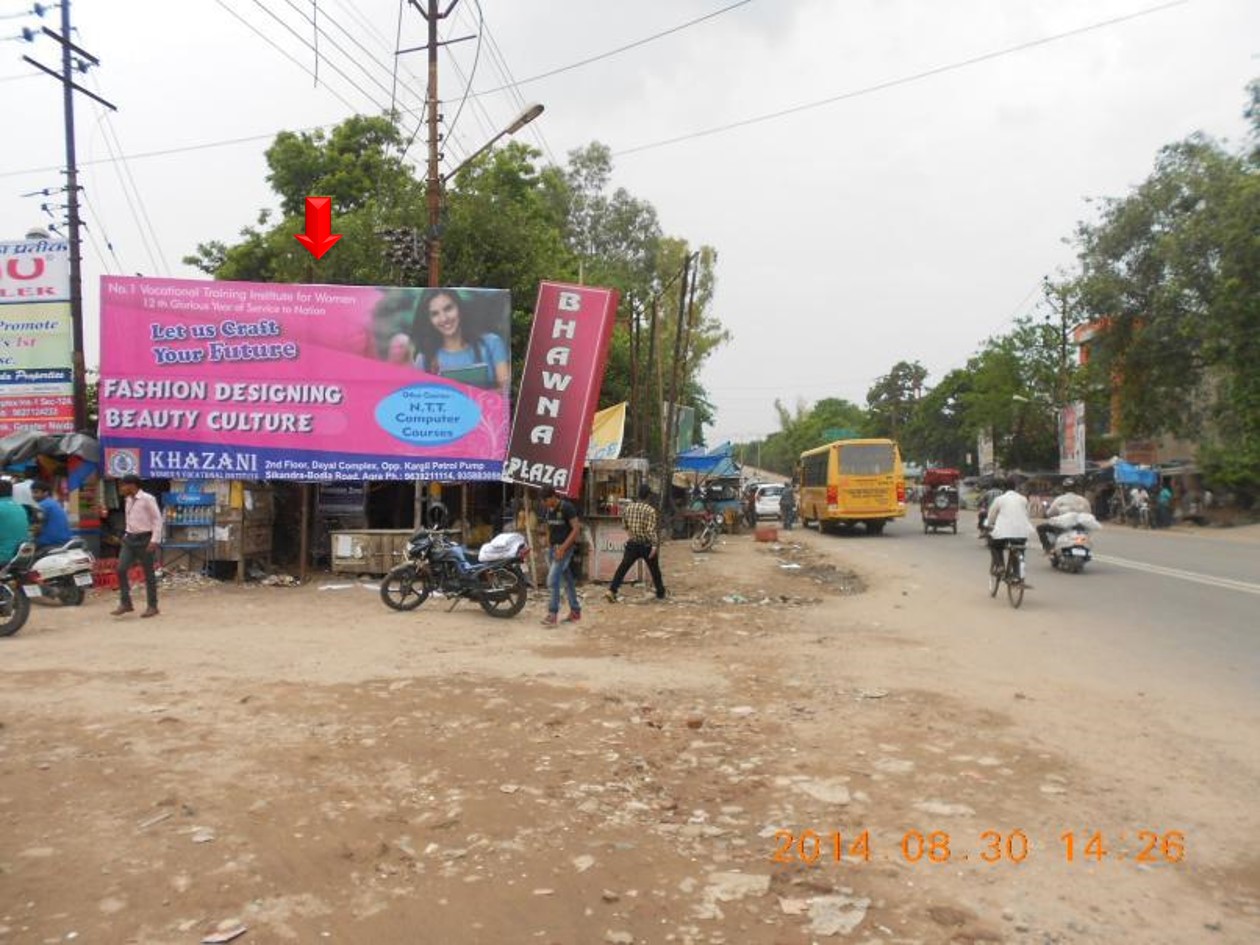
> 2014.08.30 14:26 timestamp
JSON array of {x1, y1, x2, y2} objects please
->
[{"x1": 771, "y1": 829, "x2": 1186, "y2": 865}]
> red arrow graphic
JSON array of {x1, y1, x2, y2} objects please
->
[{"x1": 294, "y1": 196, "x2": 343, "y2": 260}]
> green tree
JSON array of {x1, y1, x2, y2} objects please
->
[
  {"x1": 959, "y1": 323, "x2": 1060, "y2": 470},
  {"x1": 1070, "y1": 87, "x2": 1260, "y2": 502},
  {"x1": 746, "y1": 396, "x2": 868, "y2": 476},
  {"x1": 183, "y1": 121, "x2": 729, "y2": 458},
  {"x1": 903, "y1": 369, "x2": 973, "y2": 470},
  {"x1": 864, "y1": 360, "x2": 927, "y2": 440},
  {"x1": 184, "y1": 115, "x2": 426, "y2": 288}
]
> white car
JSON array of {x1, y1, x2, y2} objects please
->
[{"x1": 754, "y1": 483, "x2": 784, "y2": 519}]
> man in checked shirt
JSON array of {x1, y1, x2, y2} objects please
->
[{"x1": 605, "y1": 483, "x2": 668, "y2": 603}]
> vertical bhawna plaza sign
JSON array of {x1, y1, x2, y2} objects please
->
[{"x1": 505, "y1": 282, "x2": 619, "y2": 497}]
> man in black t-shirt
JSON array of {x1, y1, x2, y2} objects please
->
[{"x1": 540, "y1": 485, "x2": 582, "y2": 625}]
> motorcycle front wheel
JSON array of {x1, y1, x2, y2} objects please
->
[
  {"x1": 478, "y1": 566, "x2": 528, "y2": 618},
  {"x1": 0, "y1": 581, "x2": 32, "y2": 637},
  {"x1": 380, "y1": 565, "x2": 430, "y2": 611},
  {"x1": 690, "y1": 526, "x2": 717, "y2": 552}
]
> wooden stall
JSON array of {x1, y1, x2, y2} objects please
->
[
  {"x1": 164, "y1": 479, "x2": 275, "y2": 582},
  {"x1": 580, "y1": 458, "x2": 650, "y2": 584}
]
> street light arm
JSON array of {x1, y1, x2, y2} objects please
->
[
  {"x1": 440, "y1": 102, "x2": 544, "y2": 184},
  {"x1": 441, "y1": 128, "x2": 509, "y2": 185}
]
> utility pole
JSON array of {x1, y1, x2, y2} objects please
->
[
  {"x1": 22, "y1": 0, "x2": 115, "y2": 432},
  {"x1": 644, "y1": 297, "x2": 659, "y2": 458},
  {"x1": 403, "y1": 0, "x2": 459, "y2": 530},
  {"x1": 409, "y1": 0, "x2": 460, "y2": 289},
  {"x1": 661, "y1": 252, "x2": 697, "y2": 498},
  {"x1": 628, "y1": 297, "x2": 639, "y2": 451},
  {"x1": 1043, "y1": 276, "x2": 1075, "y2": 408}
]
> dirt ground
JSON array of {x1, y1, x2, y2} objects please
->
[{"x1": 1, "y1": 527, "x2": 1257, "y2": 944}]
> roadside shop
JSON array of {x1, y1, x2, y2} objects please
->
[{"x1": 0, "y1": 430, "x2": 101, "y2": 551}]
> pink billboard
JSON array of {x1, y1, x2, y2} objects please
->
[
  {"x1": 98, "y1": 278, "x2": 511, "y2": 481},
  {"x1": 504, "y1": 282, "x2": 619, "y2": 496}
]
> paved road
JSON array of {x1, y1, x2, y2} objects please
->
[{"x1": 804, "y1": 510, "x2": 1260, "y2": 705}]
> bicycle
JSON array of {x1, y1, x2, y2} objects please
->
[{"x1": 988, "y1": 538, "x2": 1028, "y2": 609}]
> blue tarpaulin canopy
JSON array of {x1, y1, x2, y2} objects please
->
[
  {"x1": 674, "y1": 441, "x2": 734, "y2": 472},
  {"x1": 1111, "y1": 460, "x2": 1159, "y2": 488}
]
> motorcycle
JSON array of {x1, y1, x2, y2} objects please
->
[
  {"x1": 379, "y1": 528, "x2": 530, "y2": 619},
  {"x1": 0, "y1": 542, "x2": 38, "y2": 637},
  {"x1": 1048, "y1": 526, "x2": 1093, "y2": 573},
  {"x1": 1043, "y1": 511, "x2": 1100, "y2": 574},
  {"x1": 690, "y1": 509, "x2": 723, "y2": 552},
  {"x1": 26, "y1": 538, "x2": 95, "y2": 606}
]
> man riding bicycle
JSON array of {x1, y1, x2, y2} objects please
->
[{"x1": 986, "y1": 477, "x2": 1034, "y2": 580}]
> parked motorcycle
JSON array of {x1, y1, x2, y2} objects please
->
[
  {"x1": 0, "y1": 542, "x2": 38, "y2": 637},
  {"x1": 690, "y1": 509, "x2": 723, "y2": 552},
  {"x1": 26, "y1": 539, "x2": 95, "y2": 606},
  {"x1": 1048, "y1": 526, "x2": 1094, "y2": 573},
  {"x1": 380, "y1": 529, "x2": 530, "y2": 619}
]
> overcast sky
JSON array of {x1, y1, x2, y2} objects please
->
[{"x1": 3, "y1": 0, "x2": 1257, "y2": 444}]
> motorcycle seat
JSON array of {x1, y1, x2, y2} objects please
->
[{"x1": 41, "y1": 538, "x2": 86, "y2": 554}]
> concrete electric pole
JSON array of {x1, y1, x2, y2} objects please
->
[{"x1": 22, "y1": 0, "x2": 115, "y2": 432}]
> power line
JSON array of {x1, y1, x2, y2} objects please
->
[
  {"x1": 0, "y1": 124, "x2": 333, "y2": 179},
  {"x1": 469, "y1": 4, "x2": 557, "y2": 167},
  {"x1": 212, "y1": 0, "x2": 362, "y2": 113},
  {"x1": 387, "y1": 0, "x2": 404, "y2": 119},
  {"x1": 276, "y1": 0, "x2": 425, "y2": 112},
  {"x1": 615, "y1": 0, "x2": 1189, "y2": 157},
  {"x1": 92, "y1": 102, "x2": 165, "y2": 275},
  {"x1": 421, "y1": 2, "x2": 499, "y2": 168},
  {"x1": 243, "y1": 0, "x2": 391, "y2": 112},
  {"x1": 467, "y1": 0, "x2": 755, "y2": 98},
  {"x1": 326, "y1": 0, "x2": 429, "y2": 105},
  {"x1": 442, "y1": 0, "x2": 483, "y2": 147},
  {"x1": 79, "y1": 184, "x2": 126, "y2": 275}
]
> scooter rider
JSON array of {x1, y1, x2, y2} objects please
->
[
  {"x1": 986, "y1": 476, "x2": 1034, "y2": 577},
  {"x1": 29, "y1": 481, "x2": 72, "y2": 554},
  {"x1": 1037, "y1": 479, "x2": 1091, "y2": 554}
]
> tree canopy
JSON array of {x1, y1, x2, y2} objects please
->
[{"x1": 183, "y1": 118, "x2": 728, "y2": 463}]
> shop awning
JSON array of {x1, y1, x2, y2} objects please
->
[
  {"x1": 674, "y1": 441, "x2": 733, "y2": 472},
  {"x1": 0, "y1": 431, "x2": 100, "y2": 467}
]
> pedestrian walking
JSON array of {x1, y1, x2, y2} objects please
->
[
  {"x1": 779, "y1": 480, "x2": 798, "y2": 530},
  {"x1": 605, "y1": 484, "x2": 667, "y2": 603},
  {"x1": 1157, "y1": 483, "x2": 1173, "y2": 528},
  {"x1": 110, "y1": 474, "x2": 163, "y2": 618},
  {"x1": 539, "y1": 485, "x2": 582, "y2": 625}
]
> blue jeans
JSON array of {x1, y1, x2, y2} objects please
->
[{"x1": 547, "y1": 546, "x2": 580, "y2": 615}]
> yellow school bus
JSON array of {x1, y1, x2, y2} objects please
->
[{"x1": 797, "y1": 438, "x2": 906, "y2": 535}]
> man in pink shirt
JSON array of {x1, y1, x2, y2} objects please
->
[{"x1": 112, "y1": 474, "x2": 164, "y2": 618}]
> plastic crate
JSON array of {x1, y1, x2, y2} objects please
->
[{"x1": 92, "y1": 558, "x2": 147, "y2": 590}]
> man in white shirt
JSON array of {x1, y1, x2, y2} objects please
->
[{"x1": 986, "y1": 478, "x2": 1034, "y2": 576}]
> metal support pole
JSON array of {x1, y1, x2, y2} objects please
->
[{"x1": 299, "y1": 483, "x2": 310, "y2": 583}]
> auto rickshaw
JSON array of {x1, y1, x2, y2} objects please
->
[{"x1": 920, "y1": 467, "x2": 961, "y2": 534}]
